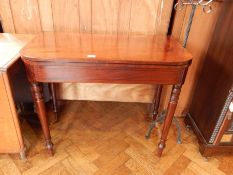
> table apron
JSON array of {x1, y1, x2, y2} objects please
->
[{"x1": 24, "y1": 62, "x2": 188, "y2": 85}]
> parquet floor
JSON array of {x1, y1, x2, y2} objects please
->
[{"x1": 0, "y1": 101, "x2": 232, "y2": 175}]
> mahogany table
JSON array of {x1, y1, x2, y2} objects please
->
[{"x1": 20, "y1": 32, "x2": 192, "y2": 157}]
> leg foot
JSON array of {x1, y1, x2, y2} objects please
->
[
  {"x1": 157, "y1": 143, "x2": 165, "y2": 157},
  {"x1": 45, "y1": 140, "x2": 54, "y2": 156}
]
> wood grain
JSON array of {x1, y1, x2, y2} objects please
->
[
  {"x1": 79, "y1": 0, "x2": 92, "y2": 33},
  {"x1": 171, "y1": 6, "x2": 187, "y2": 41},
  {"x1": 156, "y1": 0, "x2": 174, "y2": 35},
  {"x1": 129, "y1": 0, "x2": 160, "y2": 35},
  {"x1": 9, "y1": 0, "x2": 41, "y2": 33},
  {"x1": 38, "y1": 0, "x2": 54, "y2": 32},
  {"x1": 21, "y1": 33, "x2": 192, "y2": 64},
  {"x1": 51, "y1": 0, "x2": 80, "y2": 32},
  {"x1": 1, "y1": 0, "x2": 174, "y2": 35},
  {"x1": 0, "y1": 0, "x2": 15, "y2": 33},
  {"x1": 92, "y1": 0, "x2": 119, "y2": 34},
  {"x1": 117, "y1": 0, "x2": 132, "y2": 35}
]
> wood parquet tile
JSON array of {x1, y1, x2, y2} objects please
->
[{"x1": 0, "y1": 101, "x2": 232, "y2": 175}]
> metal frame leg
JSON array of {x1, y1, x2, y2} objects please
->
[
  {"x1": 49, "y1": 83, "x2": 58, "y2": 122},
  {"x1": 19, "y1": 147, "x2": 26, "y2": 160}
]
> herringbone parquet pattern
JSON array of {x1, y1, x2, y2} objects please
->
[{"x1": 0, "y1": 101, "x2": 232, "y2": 175}]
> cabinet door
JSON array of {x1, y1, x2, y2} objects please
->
[{"x1": 0, "y1": 72, "x2": 22, "y2": 153}]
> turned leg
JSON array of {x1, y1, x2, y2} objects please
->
[
  {"x1": 31, "y1": 82, "x2": 53, "y2": 155},
  {"x1": 152, "y1": 85, "x2": 163, "y2": 120},
  {"x1": 49, "y1": 83, "x2": 58, "y2": 122},
  {"x1": 158, "y1": 84, "x2": 181, "y2": 157}
]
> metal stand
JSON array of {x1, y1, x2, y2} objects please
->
[
  {"x1": 145, "y1": 110, "x2": 182, "y2": 144},
  {"x1": 19, "y1": 147, "x2": 26, "y2": 160},
  {"x1": 49, "y1": 83, "x2": 59, "y2": 122},
  {"x1": 175, "y1": 0, "x2": 214, "y2": 48}
]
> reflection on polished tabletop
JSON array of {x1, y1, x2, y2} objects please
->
[
  {"x1": 20, "y1": 32, "x2": 192, "y2": 157},
  {"x1": 21, "y1": 32, "x2": 192, "y2": 65}
]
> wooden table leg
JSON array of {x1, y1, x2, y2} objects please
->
[
  {"x1": 31, "y1": 82, "x2": 53, "y2": 155},
  {"x1": 152, "y1": 85, "x2": 163, "y2": 120},
  {"x1": 49, "y1": 83, "x2": 58, "y2": 122},
  {"x1": 157, "y1": 84, "x2": 181, "y2": 157}
]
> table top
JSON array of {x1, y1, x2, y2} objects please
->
[
  {"x1": 20, "y1": 32, "x2": 192, "y2": 66},
  {"x1": 0, "y1": 33, "x2": 34, "y2": 70}
]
